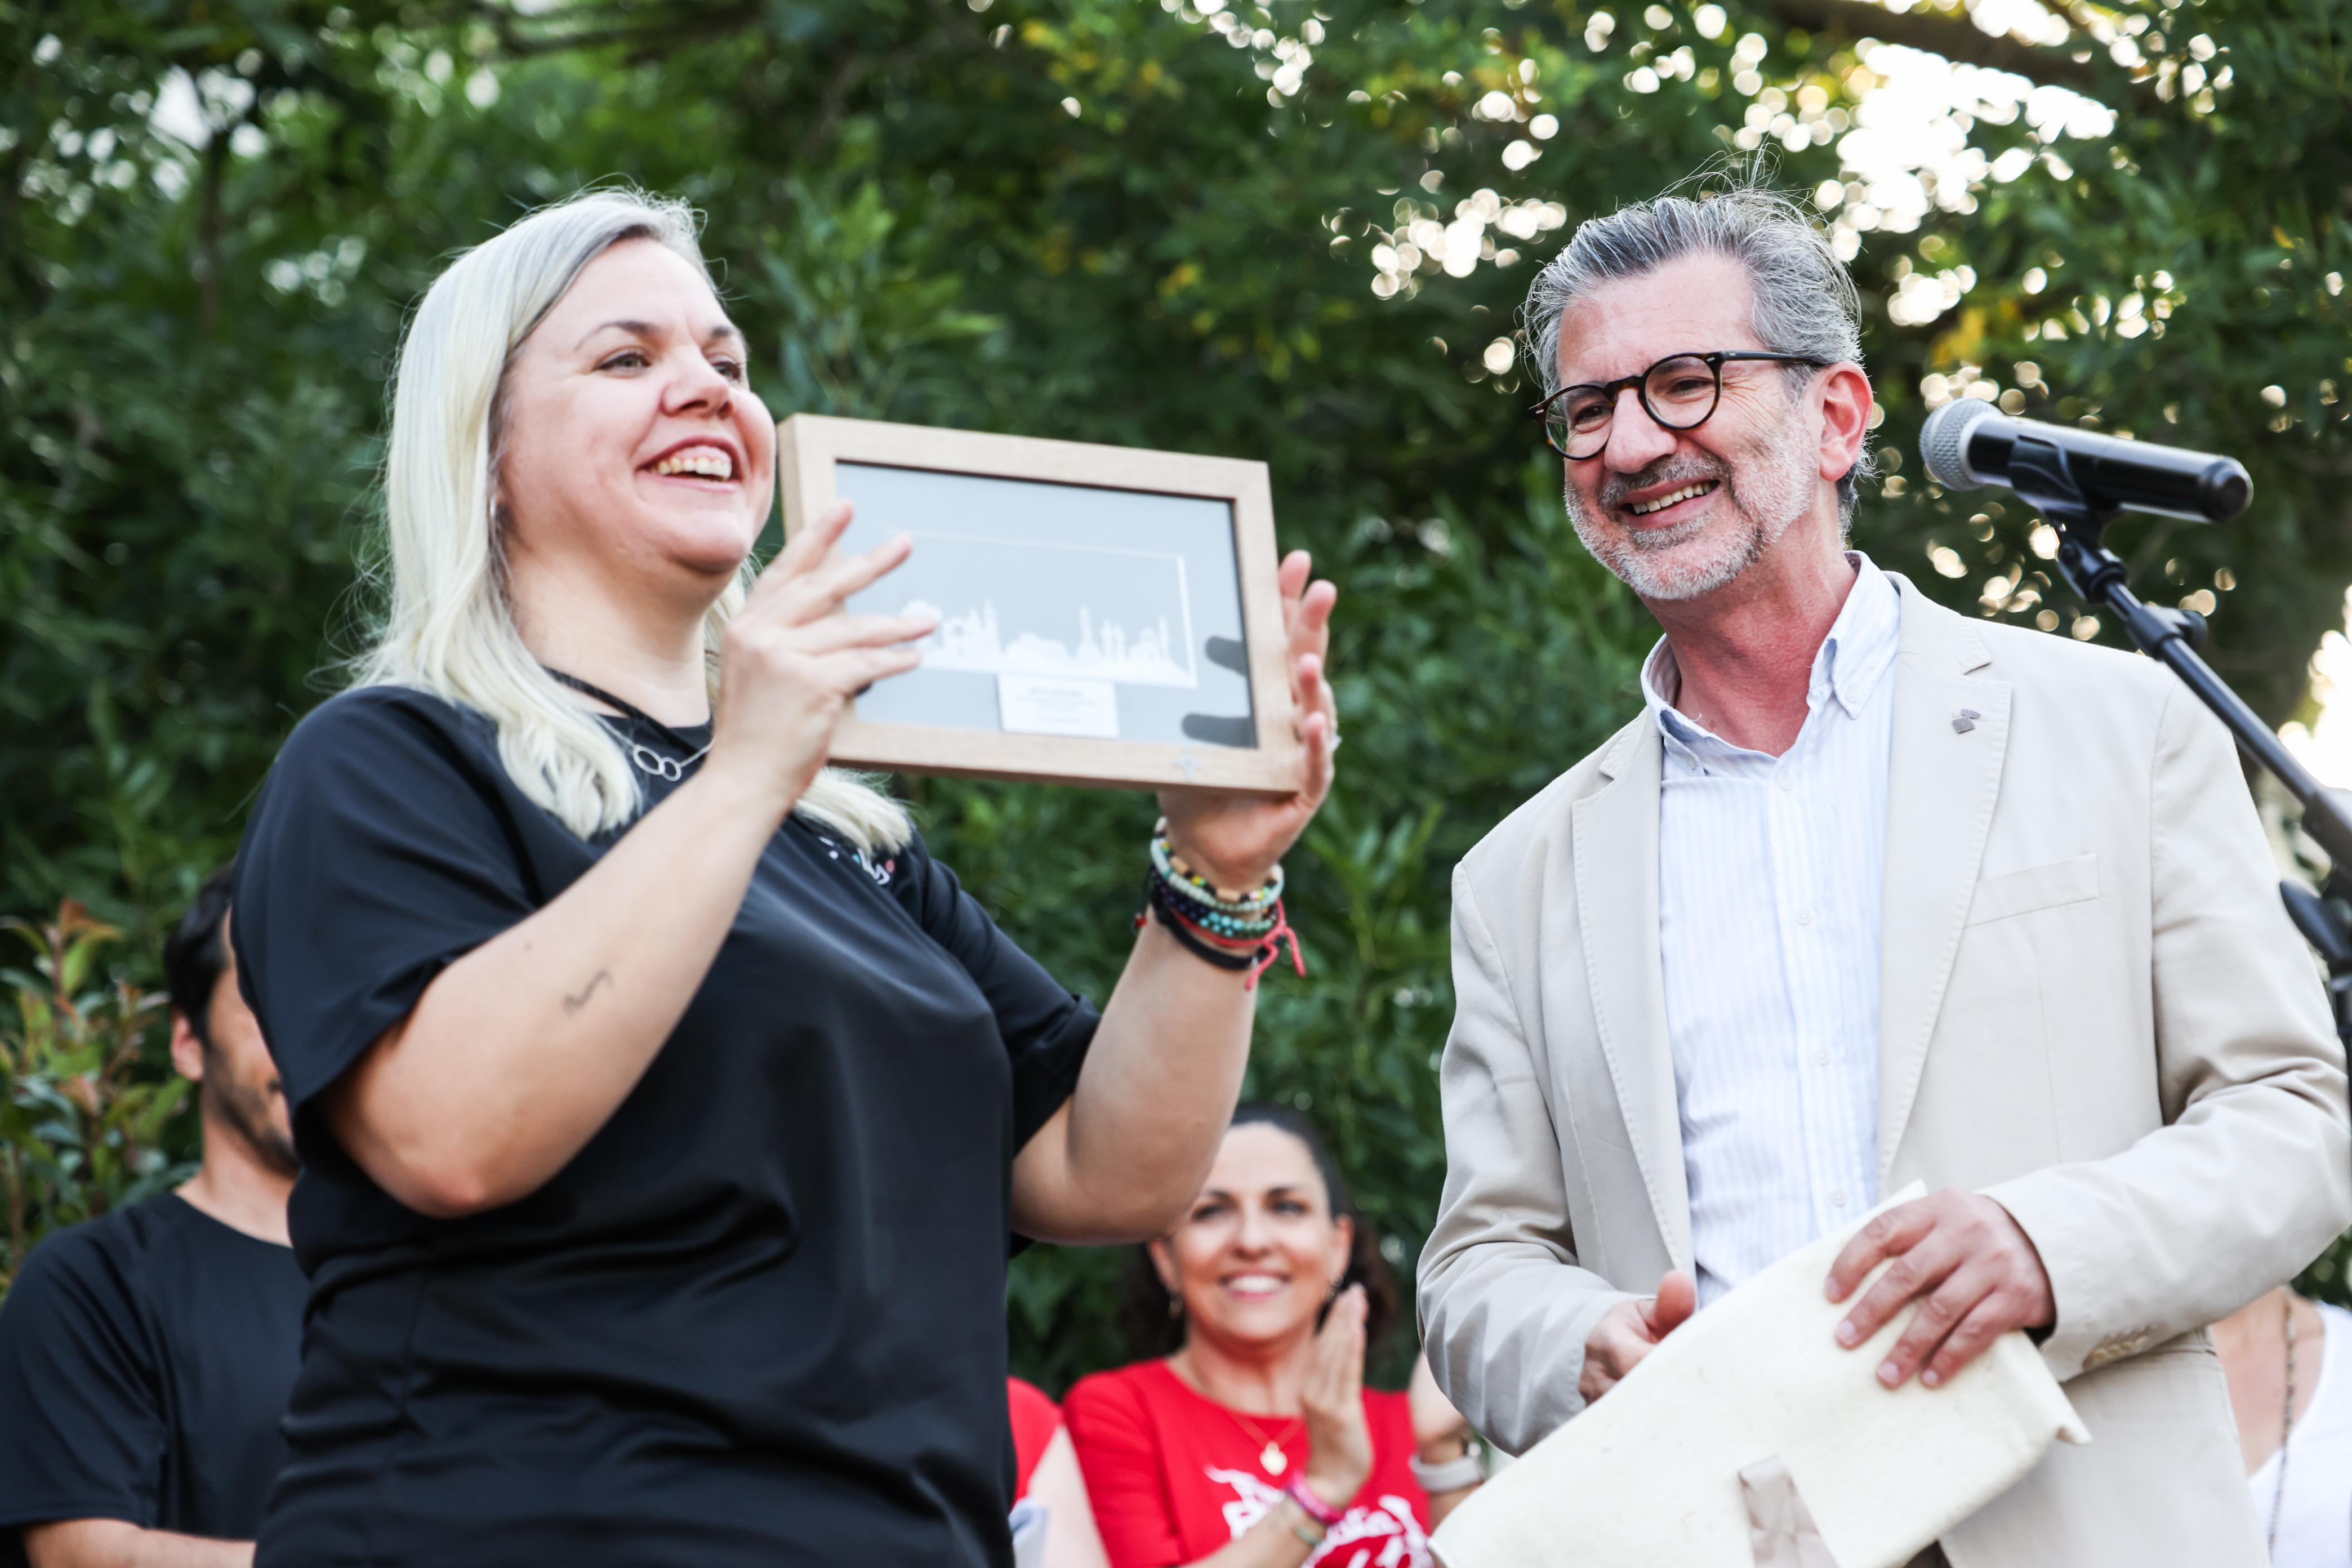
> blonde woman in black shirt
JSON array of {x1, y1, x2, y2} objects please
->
[{"x1": 230, "y1": 188, "x2": 1338, "y2": 1568}]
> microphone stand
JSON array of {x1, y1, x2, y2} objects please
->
[{"x1": 2003, "y1": 435, "x2": 2352, "y2": 1060}]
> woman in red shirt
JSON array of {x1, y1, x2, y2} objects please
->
[
  {"x1": 1063, "y1": 1107, "x2": 1481, "y2": 1567},
  {"x1": 1010, "y1": 1377, "x2": 1111, "y2": 1568}
]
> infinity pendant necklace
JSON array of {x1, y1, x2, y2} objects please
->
[{"x1": 546, "y1": 669, "x2": 713, "y2": 780}]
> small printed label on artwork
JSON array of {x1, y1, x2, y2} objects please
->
[{"x1": 997, "y1": 674, "x2": 1120, "y2": 738}]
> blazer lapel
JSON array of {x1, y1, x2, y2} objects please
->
[
  {"x1": 1876, "y1": 577, "x2": 2012, "y2": 1181},
  {"x1": 1570, "y1": 718, "x2": 1694, "y2": 1272}
]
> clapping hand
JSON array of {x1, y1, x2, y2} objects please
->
[{"x1": 1299, "y1": 1283, "x2": 1373, "y2": 1512}]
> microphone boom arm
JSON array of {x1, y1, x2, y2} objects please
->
[{"x1": 2010, "y1": 434, "x2": 2352, "y2": 1048}]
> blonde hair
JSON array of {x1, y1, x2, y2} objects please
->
[{"x1": 359, "y1": 188, "x2": 911, "y2": 853}]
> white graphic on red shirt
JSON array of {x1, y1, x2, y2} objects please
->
[{"x1": 1204, "y1": 1467, "x2": 1431, "y2": 1568}]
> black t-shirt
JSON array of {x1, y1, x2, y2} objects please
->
[
  {"x1": 229, "y1": 685, "x2": 1097, "y2": 1567},
  {"x1": 0, "y1": 1195, "x2": 305, "y2": 1560}
]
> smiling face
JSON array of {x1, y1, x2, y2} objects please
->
[
  {"x1": 493, "y1": 237, "x2": 777, "y2": 609},
  {"x1": 1154, "y1": 1122, "x2": 1354, "y2": 1355},
  {"x1": 1554, "y1": 251, "x2": 1839, "y2": 603}
]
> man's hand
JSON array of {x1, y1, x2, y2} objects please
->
[
  {"x1": 1824, "y1": 1190, "x2": 2055, "y2": 1389},
  {"x1": 1580, "y1": 1269, "x2": 1696, "y2": 1404}
]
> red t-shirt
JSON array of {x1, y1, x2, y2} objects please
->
[
  {"x1": 1063, "y1": 1360, "x2": 1431, "y2": 1568},
  {"x1": 1008, "y1": 1376, "x2": 1062, "y2": 1501}
]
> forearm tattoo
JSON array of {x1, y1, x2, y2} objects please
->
[{"x1": 563, "y1": 969, "x2": 613, "y2": 1015}]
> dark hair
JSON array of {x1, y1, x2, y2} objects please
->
[
  {"x1": 1121, "y1": 1103, "x2": 1398, "y2": 1358},
  {"x1": 163, "y1": 866, "x2": 235, "y2": 1049}
]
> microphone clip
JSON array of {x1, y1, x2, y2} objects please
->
[{"x1": 2011, "y1": 437, "x2": 2208, "y2": 655}]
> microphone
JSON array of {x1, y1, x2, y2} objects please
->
[{"x1": 1918, "y1": 400, "x2": 2251, "y2": 523}]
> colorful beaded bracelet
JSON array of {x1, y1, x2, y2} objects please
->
[
  {"x1": 1285, "y1": 1478, "x2": 1345, "y2": 1529},
  {"x1": 1156, "y1": 880, "x2": 1280, "y2": 939},
  {"x1": 1137, "y1": 871, "x2": 1307, "y2": 990},
  {"x1": 1150, "y1": 821, "x2": 1284, "y2": 912}
]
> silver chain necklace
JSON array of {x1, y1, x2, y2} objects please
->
[
  {"x1": 545, "y1": 669, "x2": 712, "y2": 782},
  {"x1": 622, "y1": 737, "x2": 712, "y2": 782},
  {"x1": 2270, "y1": 1291, "x2": 2297, "y2": 1560}
]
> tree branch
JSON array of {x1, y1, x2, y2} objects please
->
[
  {"x1": 1739, "y1": 0, "x2": 2114, "y2": 95},
  {"x1": 474, "y1": 0, "x2": 762, "y2": 62},
  {"x1": 799, "y1": 33, "x2": 963, "y2": 164},
  {"x1": 194, "y1": 124, "x2": 229, "y2": 335}
]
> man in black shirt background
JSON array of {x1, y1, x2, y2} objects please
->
[{"x1": 0, "y1": 868, "x2": 306, "y2": 1568}]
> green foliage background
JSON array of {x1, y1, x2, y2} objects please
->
[{"x1": 5, "y1": 0, "x2": 2348, "y2": 1386}]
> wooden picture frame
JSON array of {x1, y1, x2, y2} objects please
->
[{"x1": 777, "y1": 414, "x2": 1303, "y2": 795}]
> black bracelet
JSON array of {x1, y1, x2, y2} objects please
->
[{"x1": 1141, "y1": 872, "x2": 1258, "y2": 972}]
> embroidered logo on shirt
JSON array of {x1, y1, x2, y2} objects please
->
[{"x1": 811, "y1": 834, "x2": 896, "y2": 887}]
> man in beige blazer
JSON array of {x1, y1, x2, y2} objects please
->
[{"x1": 1417, "y1": 177, "x2": 2352, "y2": 1565}]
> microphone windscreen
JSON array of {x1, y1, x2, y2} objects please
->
[{"x1": 1919, "y1": 400, "x2": 2001, "y2": 491}]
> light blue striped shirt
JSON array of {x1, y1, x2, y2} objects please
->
[{"x1": 1642, "y1": 554, "x2": 1902, "y2": 1307}]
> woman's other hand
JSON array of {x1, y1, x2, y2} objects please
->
[
  {"x1": 1299, "y1": 1283, "x2": 1373, "y2": 1512},
  {"x1": 1158, "y1": 550, "x2": 1338, "y2": 890},
  {"x1": 707, "y1": 500, "x2": 934, "y2": 821}
]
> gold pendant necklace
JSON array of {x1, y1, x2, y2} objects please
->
[
  {"x1": 1223, "y1": 1401, "x2": 1298, "y2": 1476},
  {"x1": 1174, "y1": 1353, "x2": 1302, "y2": 1478},
  {"x1": 1218, "y1": 1395, "x2": 1300, "y2": 1476}
]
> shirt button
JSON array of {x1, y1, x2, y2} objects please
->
[
  {"x1": 1814, "y1": 1048, "x2": 1831, "y2": 1066},
  {"x1": 1776, "y1": 774, "x2": 1796, "y2": 793},
  {"x1": 1831, "y1": 1190, "x2": 1848, "y2": 1208},
  {"x1": 1794, "y1": 908, "x2": 1814, "y2": 926}
]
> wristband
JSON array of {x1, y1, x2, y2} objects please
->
[
  {"x1": 1408, "y1": 1445, "x2": 1485, "y2": 1494},
  {"x1": 1286, "y1": 1477, "x2": 1346, "y2": 1529}
]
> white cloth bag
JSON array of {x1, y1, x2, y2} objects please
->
[{"x1": 1431, "y1": 1184, "x2": 2091, "y2": 1568}]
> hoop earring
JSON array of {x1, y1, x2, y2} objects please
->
[{"x1": 1168, "y1": 1294, "x2": 1185, "y2": 1320}]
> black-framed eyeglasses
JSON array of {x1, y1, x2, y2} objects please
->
[{"x1": 1530, "y1": 350, "x2": 1831, "y2": 460}]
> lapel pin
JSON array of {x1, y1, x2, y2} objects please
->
[{"x1": 1951, "y1": 709, "x2": 1981, "y2": 734}]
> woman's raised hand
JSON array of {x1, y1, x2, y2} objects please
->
[
  {"x1": 1157, "y1": 550, "x2": 1339, "y2": 892},
  {"x1": 707, "y1": 500, "x2": 936, "y2": 819},
  {"x1": 1299, "y1": 1283, "x2": 1373, "y2": 1513}
]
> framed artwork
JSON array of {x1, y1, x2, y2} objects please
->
[{"x1": 777, "y1": 414, "x2": 1303, "y2": 795}]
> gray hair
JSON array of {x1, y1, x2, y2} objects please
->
[{"x1": 1522, "y1": 171, "x2": 1877, "y2": 524}]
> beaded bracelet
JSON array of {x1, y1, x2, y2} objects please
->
[
  {"x1": 1157, "y1": 882, "x2": 1280, "y2": 942},
  {"x1": 1151, "y1": 821, "x2": 1285, "y2": 912},
  {"x1": 1136, "y1": 866, "x2": 1306, "y2": 990},
  {"x1": 1141, "y1": 872, "x2": 1257, "y2": 973},
  {"x1": 1285, "y1": 1478, "x2": 1345, "y2": 1529}
]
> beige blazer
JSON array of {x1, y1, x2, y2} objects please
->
[{"x1": 1418, "y1": 576, "x2": 2352, "y2": 1567}]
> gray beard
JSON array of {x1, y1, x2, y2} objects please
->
[{"x1": 1565, "y1": 421, "x2": 1819, "y2": 603}]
